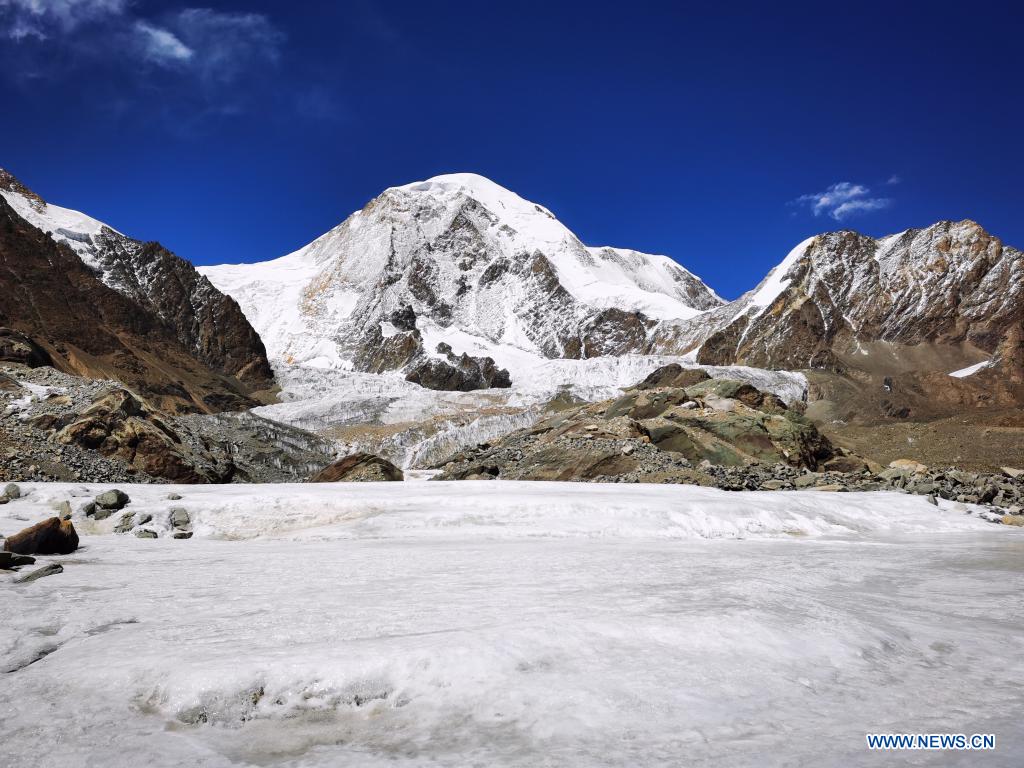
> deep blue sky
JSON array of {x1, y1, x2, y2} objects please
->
[{"x1": 1, "y1": 1, "x2": 1021, "y2": 299}]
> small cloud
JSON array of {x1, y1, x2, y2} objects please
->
[
  {"x1": 168, "y1": 8, "x2": 284, "y2": 86},
  {"x1": 0, "y1": 0, "x2": 126, "y2": 38},
  {"x1": 887, "y1": 174, "x2": 902, "y2": 185},
  {"x1": 793, "y1": 181, "x2": 892, "y2": 221},
  {"x1": 135, "y1": 21, "x2": 193, "y2": 65}
]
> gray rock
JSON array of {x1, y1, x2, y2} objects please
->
[
  {"x1": 136, "y1": 513, "x2": 153, "y2": 526},
  {"x1": 95, "y1": 489, "x2": 130, "y2": 511},
  {"x1": 114, "y1": 513, "x2": 135, "y2": 534},
  {"x1": 3, "y1": 482, "x2": 21, "y2": 499},
  {"x1": 793, "y1": 474, "x2": 819, "y2": 488},
  {"x1": 167, "y1": 493, "x2": 183, "y2": 500},
  {"x1": 926, "y1": 494, "x2": 938, "y2": 506},
  {"x1": 134, "y1": 529, "x2": 158, "y2": 539},
  {"x1": 14, "y1": 563, "x2": 63, "y2": 583},
  {"x1": 169, "y1": 507, "x2": 191, "y2": 529},
  {"x1": 0, "y1": 552, "x2": 36, "y2": 569},
  {"x1": 81, "y1": 501, "x2": 97, "y2": 517},
  {"x1": 172, "y1": 531, "x2": 193, "y2": 540}
]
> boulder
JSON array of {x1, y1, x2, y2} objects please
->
[
  {"x1": 114, "y1": 513, "x2": 135, "y2": 534},
  {"x1": 14, "y1": 563, "x2": 64, "y2": 584},
  {"x1": 3, "y1": 517, "x2": 79, "y2": 555},
  {"x1": 134, "y1": 529, "x2": 158, "y2": 539},
  {"x1": 0, "y1": 552, "x2": 35, "y2": 569},
  {"x1": 1001, "y1": 467, "x2": 1024, "y2": 479},
  {"x1": 3, "y1": 482, "x2": 21, "y2": 500},
  {"x1": 889, "y1": 459, "x2": 928, "y2": 474},
  {"x1": 95, "y1": 489, "x2": 130, "y2": 511},
  {"x1": 169, "y1": 508, "x2": 190, "y2": 529},
  {"x1": 172, "y1": 531, "x2": 194, "y2": 540},
  {"x1": 310, "y1": 453, "x2": 404, "y2": 483},
  {"x1": 634, "y1": 364, "x2": 711, "y2": 390},
  {"x1": 0, "y1": 328, "x2": 53, "y2": 368}
]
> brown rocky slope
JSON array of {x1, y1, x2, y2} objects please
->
[{"x1": 0, "y1": 195, "x2": 261, "y2": 413}]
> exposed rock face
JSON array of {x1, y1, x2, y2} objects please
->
[
  {"x1": 201, "y1": 173, "x2": 724, "y2": 372},
  {"x1": 309, "y1": 453, "x2": 404, "y2": 482},
  {"x1": 3, "y1": 517, "x2": 79, "y2": 555},
  {"x1": 1, "y1": 364, "x2": 339, "y2": 484},
  {"x1": 661, "y1": 222, "x2": 1023, "y2": 384},
  {"x1": 0, "y1": 170, "x2": 273, "y2": 388},
  {"x1": 53, "y1": 390, "x2": 219, "y2": 483},
  {"x1": 436, "y1": 367, "x2": 840, "y2": 482},
  {"x1": 405, "y1": 343, "x2": 511, "y2": 391},
  {"x1": 0, "y1": 192, "x2": 261, "y2": 414},
  {"x1": 0, "y1": 328, "x2": 53, "y2": 368}
]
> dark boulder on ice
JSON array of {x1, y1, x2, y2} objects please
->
[
  {"x1": 310, "y1": 453, "x2": 404, "y2": 483},
  {"x1": 3, "y1": 516, "x2": 79, "y2": 555},
  {"x1": 95, "y1": 489, "x2": 130, "y2": 512},
  {"x1": 0, "y1": 552, "x2": 35, "y2": 569}
]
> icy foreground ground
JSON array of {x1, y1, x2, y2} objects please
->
[{"x1": 2, "y1": 483, "x2": 1022, "y2": 767}]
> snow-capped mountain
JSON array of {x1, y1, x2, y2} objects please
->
[
  {"x1": 0, "y1": 169, "x2": 272, "y2": 387},
  {"x1": 201, "y1": 173, "x2": 723, "y2": 384},
  {"x1": 664, "y1": 220, "x2": 1023, "y2": 379}
]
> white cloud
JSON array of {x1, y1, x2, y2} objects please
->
[
  {"x1": 135, "y1": 21, "x2": 193, "y2": 64},
  {"x1": 167, "y1": 8, "x2": 284, "y2": 85},
  {"x1": 0, "y1": 0, "x2": 126, "y2": 38},
  {"x1": 887, "y1": 174, "x2": 902, "y2": 185},
  {"x1": 794, "y1": 181, "x2": 892, "y2": 221}
]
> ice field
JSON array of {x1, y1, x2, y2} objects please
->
[{"x1": 2, "y1": 481, "x2": 1022, "y2": 767}]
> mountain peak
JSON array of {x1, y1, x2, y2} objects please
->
[{"x1": 0, "y1": 168, "x2": 45, "y2": 209}]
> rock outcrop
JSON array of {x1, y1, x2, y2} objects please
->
[
  {"x1": 0, "y1": 328, "x2": 53, "y2": 368},
  {"x1": 309, "y1": 453, "x2": 404, "y2": 482},
  {"x1": 406, "y1": 343, "x2": 511, "y2": 391},
  {"x1": 435, "y1": 367, "x2": 841, "y2": 482}
]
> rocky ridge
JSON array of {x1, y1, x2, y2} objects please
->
[
  {"x1": 0, "y1": 365, "x2": 338, "y2": 483},
  {"x1": 0, "y1": 169, "x2": 274, "y2": 389}
]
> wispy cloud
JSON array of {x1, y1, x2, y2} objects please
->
[
  {"x1": 1, "y1": 2, "x2": 288, "y2": 121},
  {"x1": 1, "y1": 3, "x2": 283, "y2": 85},
  {"x1": 793, "y1": 181, "x2": 892, "y2": 221},
  {"x1": 0, "y1": 0, "x2": 126, "y2": 39},
  {"x1": 164, "y1": 8, "x2": 284, "y2": 85},
  {"x1": 135, "y1": 20, "x2": 193, "y2": 65}
]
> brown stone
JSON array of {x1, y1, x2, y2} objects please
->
[
  {"x1": 3, "y1": 517, "x2": 79, "y2": 555},
  {"x1": 310, "y1": 453, "x2": 404, "y2": 482}
]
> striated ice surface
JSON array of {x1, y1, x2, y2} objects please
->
[{"x1": 1, "y1": 482, "x2": 1021, "y2": 767}]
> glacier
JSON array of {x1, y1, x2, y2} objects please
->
[{"x1": 2, "y1": 481, "x2": 1022, "y2": 767}]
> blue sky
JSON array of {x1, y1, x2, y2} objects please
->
[{"x1": 1, "y1": 1, "x2": 1021, "y2": 299}]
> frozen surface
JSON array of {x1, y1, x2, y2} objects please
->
[
  {"x1": 950, "y1": 359, "x2": 994, "y2": 378},
  {"x1": 2, "y1": 482, "x2": 1022, "y2": 767}
]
